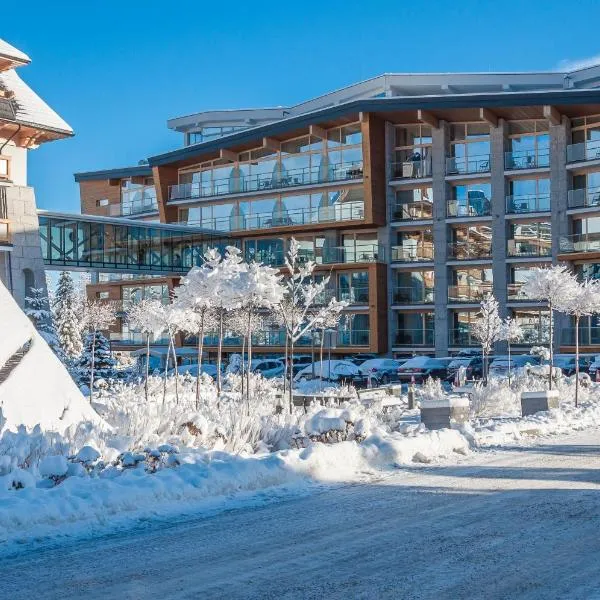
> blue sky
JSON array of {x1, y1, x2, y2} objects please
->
[{"x1": 8, "y1": 0, "x2": 600, "y2": 213}]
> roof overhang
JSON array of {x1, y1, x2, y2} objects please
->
[{"x1": 74, "y1": 165, "x2": 153, "y2": 182}]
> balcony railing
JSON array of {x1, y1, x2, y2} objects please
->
[
  {"x1": 338, "y1": 286, "x2": 370, "y2": 304},
  {"x1": 246, "y1": 244, "x2": 384, "y2": 267},
  {"x1": 394, "y1": 329, "x2": 435, "y2": 346},
  {"x1": 391, "y1": 243, "x2": 434, "y2": 263},
  {"x1": 109, "y1": 199, "x2": 159, "y2": 217},
  {"x1": 446, "y1": 154, "x2": 490, "y2": 175},
  {"x1": 185, "y1": 331, "x2": 313, "y2": 347},
  {"x1": 169, "y1": 161, "x2": 364, "y2": 201},
  {"x1": 507, "y1": 239, "x2": 552, "y2": 258},
  {"x1": 506, "y1": 194, "x2": 551, "y2": 214},
  {"x1": 448, "y1": 240, "x2": 492, "y2": 260},
  {"x1": 183, "y1": 200, "x2": 365, "y2": 232},
  {"x1": 448, "y1": 284, "x2": 493, "y2": 303},
  {"x1": 566, "y1": 141, "x2": 600, "y2": 163},
  {"x1": 561, "y1": 327, "x2": 600, "y2": 345},
  {"x1": 507, "y1": 283, "x2": 540, "y2": 301},
  {"x1": 110, "y1": 332, "x2": 170, "y2": 345},
  {"x1": 392, "y1": 286, "x2": 435, "y2": 304},
  {"x1": 338, "y1": 330, "x2": 370, "y2": 346},
  {"x1": 504, "y1": 149, "x2": 550, "y2": 170},
  {"x1": 449, "y1": 329, "x2": 478, "y2": 346},
  {"x1": 447, "y1": 197, "x2": 491, "y2": 218},
  {"x1": 391, "y1": 156, "x2": 432, "y2": 180},
  {"x1": 390, "y1": 201, "x2": 433, "y2": 221},
  {"x1": 567, "y1": 187, "x2": 600, "y2": 210},
  {"x1": 559, "y1": 233, "x2": 600, "y2": 255},
  {"x1": 519, "y1": 325, "x2": 550, "y2": 345},
  {"x1": 0, "y1": 219, "x2": 10, "y2": 245}
]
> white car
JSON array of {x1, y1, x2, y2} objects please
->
[
  {"x1": 488, "y1": 355, "x2": 540, "y2": 378},
  {"x1": 294, "y1": 360, "x2": 364, "y2": 385},
  {"x1": 168, "y1": 364, "x2": 219, "y2": 378},
  {"x1": 358, "y1": 358, "x2": 404, "y2": 384},
  {"x1": 249, "y1": 359, "x2": 285, "y2": 379}
]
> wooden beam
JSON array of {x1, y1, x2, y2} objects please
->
[
  {"x1": 544, "y1": 105, "x2": 561, "y2": 126},
  {"x1": 219, "y1": 148, "x2": 238, "y2": 162},
  {"x1": 262, "y1": 137, "x2": 280, "y2": 151},
  {"x1": 309, "y1": 124, "x2": 326, "y2": 139},
  {"x1": 479, "y1": 108, "x2": 498, "y2": 127},
  {"x1": 359, "y1": 111, "x2": 368, "y2": 123},
  {"x1": 417, "y1": 109, "x2": 438, "y2": 129}
]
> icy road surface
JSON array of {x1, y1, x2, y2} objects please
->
[{"x1": 3, "y1": 429, "x2": 600, "y2": 600}]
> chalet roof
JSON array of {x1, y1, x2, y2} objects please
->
[{"x1": 0, "y1": 38, "x2": 30, "y2": 69}]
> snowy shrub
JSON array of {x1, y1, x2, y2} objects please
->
[
  {"x1": 470, "y1": 379, "x2": 520, "y2": 418},
  {"x1": 417, "y1": 377, "x2": 446, "y2": 404}
]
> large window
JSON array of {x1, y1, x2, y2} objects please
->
[
  {"x1": 120, "y1": 177, "x2": 157, "y2": 216},
  {"x1": 392, "y1": 186, "x2": 433, "y2": 220},
  {"x1": 448, "y1": 182, "x2": 491, "y2": 217},
  {"x1": 448, "y1": 123, "x2": 490, "y2": 174},
  {"x1": 512, "y1": 309, "x2": 550, "y2": 344},
  {"x1": 338, "y1": 271, "x2": 369, "y2": 303},
  {"x1": 506, "y1": 121, "x2": 549, "y2": 169},
  {"x1": 122, "y1": 284, "x2": 170, "y2": 307},
  {"x1": 394, "y1": 312, "x2": 434, "y2": 345},
  {"x1": 393, "y1": 124, "x2": 433, "y2": 179},
  {"x1": 449, "y1": 267, "x2": 493, "y2": 302},
  {"x1": 392, "y1": 229, "x2": 434, "y2": 262},
  {"x1": 338, "y1": 313, "x2": 370, "y2": 346},
  {"x1": 394, "y1": 270, "x2": 434, "y2": 304},
  {"x1": 449, "y1": 225, "x2": 492, "y2": 259},
  {"x1": 508, "y1": 222, "x2": 552, "y2": 257},
  {"x1": 507, "y1": 178, "x2": 550, "y2": 213},
  {"x1": 569, "y1": 115, "x2": 600, "y2": 162}
]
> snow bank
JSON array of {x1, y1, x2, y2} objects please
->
[{"x1": 0, "y1": 282, "x2": 105, "y2": 433}]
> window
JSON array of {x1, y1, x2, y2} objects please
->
[
  {"x1": 395, "y1": 311, "x2": 434, "y2": 345},
  {"x1": 448, "y1": 123, "x2": 490, "y2": 174},
  {"x1": 0, "y1": 156, "x2": 9, "y2": 179},
  {"x1": 508, "y1": 178, "x2": 550, "y2": 213},
  {"x1": 508, "y1": 221, "x2": 552, "y2": 257},
  {"x1": 393, "y1": 124, "x2": 433, "y2": 178},
  {"x1": 97, "y1": 291, "x2": 110, "y2": 299},
  {"x1": 449, "y1": 183, "x2": 491, "y2": 217},
  {"x1": 393, "y1": 186, "x2": 433, "y2": 220},
  {"x1": 507, "y1": 121, "x2": 549, "y2": 169},
  {"x1": 570, "y1": 115, "x2": 600, "y2": 161},
  {"x1": 394, "y1": 270, "x2": 434, "y2": 303},
  {"x1": 96, "y1": 198, "x2": 109, "y2": 207}
]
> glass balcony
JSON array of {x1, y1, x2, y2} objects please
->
[
  {"x1": 448, "y1": 240, "x2": 492, "y2": 260},
  {"x1": 0, "y1": 219, "x2": 10, "y2": 246},
  {"x1": 507, "y1": 239, "x2": 552, "y2": 258},
  {"x1": 559, "y1": 233, "x2": 600, "y2": 255},
  {"x1": 246, "y1": 244, "x2": 384, "y2": 267},
  {"x1": 447, "y1": 196, "x2": 491, "y2": 218},
  {"x1": 566, "y1": 141, "x2": 600, "y2": 163},
  {"x1": 506, "y1": 194, "x2": 551, "y2": 214},
  {"x1": 338, "y1": 330, "x2": 370, "y2": 346},
  {"x1": 391, "y1": 243, "x2": 434, "y2": 263},
  {"x1": 448, "y1": 329, "x2": 478, "y2": 346},
  {"x1": 447, "y1": 284, "x2": 492, "y2": 303},
  {"x1": 109, "y1": 199, "x2": 159, "y2": 218},
  {"x1": 394, "y1": 329, "x2": 435, "y2": 346},
  {"x1": 392, "y1": 286, "x2": 434, "y2": 304},
  {"x1": 390, "y1": 200, "x2": 433, "y2": 221},
  {"x1": 110, "y1": 332, "x2": 170, "y2": 346},
  {"x1": 507, "y1": 283, "x2": 537, "y2": 301},
  {"x1": 504, "y1": 149, "x2": 550, "y2": 170},
  {"x1": 446, "y1": 154, "x2": 490, "y2": 175},
  {"x1": 169, "y1": 161, "x2": 364, "y2": 201},
  {"x1": 561, "y1": 327, "x2": 600, "y2": 345},
  {"x1": 338, "y1": 286, "x2": 369, "y2": 304},
  {"x1": 519, "y1": 324, "x2": 549, "y2": 344},
  {"x1": 567, "y1": 187, "x2": 600, "y2": 210},
  {"x1": 183, "y1": 200, "x2": 365, "y2": 232},
  {"x1": 391, "y1": 155, "x2": 432, "y2": 180}
]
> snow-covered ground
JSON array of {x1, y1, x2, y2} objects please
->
[{"x1": 2, "y1": 427, "x2": 599, "y2": 600}]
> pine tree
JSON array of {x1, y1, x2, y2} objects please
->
[
  {"x1": 75, "y1": 330, "x2": 118, "y2": 387},
  {"x1": 53, "y1": 271, "x2": 83, "y2": 359},
  {"x1": 24, "y1": 288, "x2": 65, "y2": 361}
]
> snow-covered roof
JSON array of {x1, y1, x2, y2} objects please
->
[
  {"x1": 0, "y1": 38, "x2": 30, "y2": 69},
  {"x1": 0, "y1": 68, "x2": 73, "y2": 135}
]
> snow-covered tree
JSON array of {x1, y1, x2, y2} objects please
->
[
  {"x1": 127, "y1": 298, "x2": 164, "y2": 402},
  {"x1": 24, "y1": 288, "x2": 64, "y2": 361},
  {"x1": 53, "y1": 271, "x2": 83, "y2": 359},
  {"x1": 75, "y1": 330, "x2": 117, "y2": 393},
  {"x1": 557, "y1": 278, "x2": 600, "y2": 406},
  {"x1": 277, "y1": 238, "x2": 349, "y2": 411},
  {"x1": 471, "y1": 294, "x2": 503, "y2": 382},
  {"x1": 522, "y1": 266, "x2": 578, "y2": 389},
  {"x1": 500, "y1": 317, "x2": 523, "y2": 386},
  {"x1": 313, "y1": 299, "x2": 348, "y2": 391},
  {"x1": 80, "y1": 300, "x2": 117, "y2": 402}
]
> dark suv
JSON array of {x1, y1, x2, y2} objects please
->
[{"x1": 446, "y1": 356, "x2": 483, "y2": 382}]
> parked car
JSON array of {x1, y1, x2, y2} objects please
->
[
  {"x1": 397, "y1": 357, "x2": 453, "y2": 383},
  {"x1": 249, "y1": 359, "x2": 285, "y2": 379},
  {"x1": 349, "y1": 353, "x2": 378, "y2": 366},
  {"x1": 358, "y1": 358, "x2": 405, "y2": 385},
  {"x1": 488, "y1": 355, "x2": 540, "y2": 378},
  {"x1": 290, "y1": 355, "x2": 313, "y2": 376},
  {"x1": 168, "y1": 364, "x2": 220, "y2": 378},
  {"x1": 552, "y1": 354, "x2": 591, "y2": 377},
  {"x1": 445, "y1": 356, "x2": 483, "y2": 382},
  {"x1": 295, "y1": 360, "x2": 369, "y2": 388}
]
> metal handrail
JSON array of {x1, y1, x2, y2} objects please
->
[
  {"x1": 566, "y1": 141, "x2": 600, "y2": 163},
  {"x1": 391, "y1": 243, "x2": 434, "y2": 262},
  {"x1": 504, "y1": 149, "x2": 550, "y2": 170},
  {"x1": 394, "y1": 329, "x2": 435, "y2": 346},
  {"x1": 392, "y1": 286, "x2": 435, "y2": 304},
  {"x1": 448, "y1": 240, "x2": 492, "y2": 259},
  {"x1": 447, "y1": 284, "x2": 492, "y2": 302},
  {"x1": 506, "y1": 194, "x2": 551, "y2": 213},
  {"x1": 447, "y1": 198, "x2": 491, "y2": 218},
  {"x1": 507, "y1": 239, "x2": 552, "y2": 257},
  {"x1": 567, "y1": 187, "x2": 600, "y2": 209},
  {"x1": 446, "y1": 154, "x2": 490, "y2": 175}
]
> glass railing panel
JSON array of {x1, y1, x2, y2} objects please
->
[
  {"x1": 506, "y1": 194, "x2": 551, "y2": 213},
  {"x1": 567, "y1": 141, "x2": 600, "y2": 163},
  {"x1": 390, "y1": 243, "x2": 434, "y2": 262},
  {"x1": 446, "y1": 154, "x2": 490, "y2": 175},
  {"x1": 507, "y1": 239, "x2": 552, "y2": 257},
  {"x1": 109, "y1": 200, "x2": 159, "y2": 217},
  {"x1": 390, "y1": 155, "x2": 432, "y2": 179},
  {"x1": 559, "y1": 233, "x2": 600, "y2": 254},
  {"x1": 338, "y1": 286, "x2": 370, "y2": 304},
  {"x1": 447, "y1": 198, "x2": 491, "y2": 218},
  {"x1": 448, "y1": 240, "x2": 492, "y2": 260},
  {"x1": 392, "y1": 286, "x2": 435, "y2": 304},
  {"x1": 338, "y1": 330, "x2": 370, "y2": 346},
  {"x1": 567, "y1": 187, "x2": 600, "y2": 209},
  {"x1": 447, "y1": 284, "x2": 493, "y2": 302},
  {"x1": 394, "y1": 329, "x2": 434, "y2": 346},
  {"x1": 169, "y1": 161, "x2": 363, "y2": 201},
  {"x1": 505, "y1": 149, "x2": 550, "y2": 170},
  {"x1": 561, "y1": 327, "x2": 600, "y2": 345},
  {"x1": 390, "y1": 201, "x2": 433, "y2": 221},
  {"x1": 448, "y1": 329, "x2": 478, "y2": 346}
]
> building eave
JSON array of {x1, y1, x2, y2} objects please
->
[{"x1": 74, "y1": 165, "x2": 153, "y2": 182}]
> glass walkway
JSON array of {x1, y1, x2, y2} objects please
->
[{"x1": 38, "y1": 211, "x2": 232, "y2": 274}]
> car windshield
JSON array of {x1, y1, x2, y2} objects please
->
[{"x1": 448, "y1": 359, "x2": 471, "y2": 368}]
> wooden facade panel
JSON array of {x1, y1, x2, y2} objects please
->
[
  {"x1": 79, "y1": 179, "x2": 121, "y2": 217},
  {"x1": 152, "y1": 165, "x2": 179, "y2": 223},
  {"x1": 362, "y1": 113, "x2": 387, "y2": 227}
]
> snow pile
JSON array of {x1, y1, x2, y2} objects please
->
[{"x1": 0, "y1": 282, "x2": 105, "y2": 434}]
